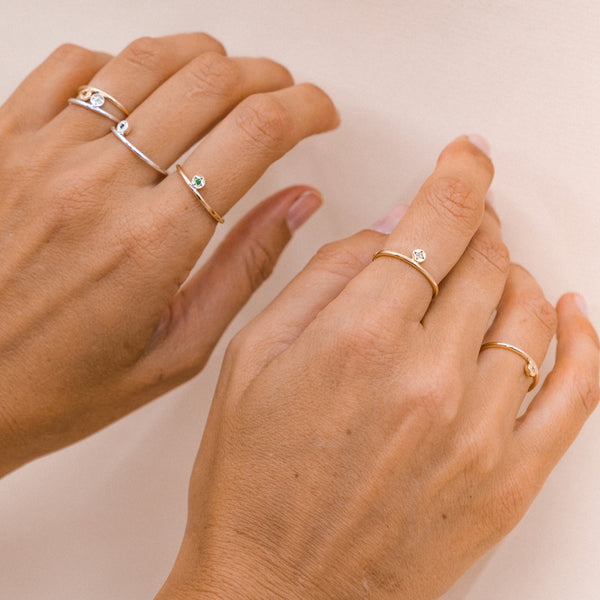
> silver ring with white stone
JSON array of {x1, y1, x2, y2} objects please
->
[
  {"x1": 68, "y1": 86, "x2": 130, "y2": 123},
  {"x1": 111, "y1": 120, "x2": 168, "y2": 177}
]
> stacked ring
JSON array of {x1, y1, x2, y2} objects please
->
[
  {"x1": 176, "y1": 164, "x2": 224, "y2": 224},
  {"x1": 372, "y1": 249, "x2": 439, "y2": 298},
  {"x1": 68, "y1": 86, "x2": 130, "y2": 123}
]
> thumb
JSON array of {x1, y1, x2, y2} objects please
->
[{"x1": 129, "y1": 185, "x2": 322, "y2": 392}]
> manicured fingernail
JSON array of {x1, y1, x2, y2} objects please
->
[
  {"x1": 286, "y1": 190, "x2": 323, "y2": 233},
  {"x1": 467, "y1": 134, "x2": 491, "y2": 158},
  {"x1": 574, "y1": 293, "x2": 588, "y2": 316},
  {"x1": 370, "y1": 204, "x2": 409, "y2": 234}
]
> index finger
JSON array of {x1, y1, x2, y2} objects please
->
[{"x1": 343, "y1": 135, "x2": 494, "y2": 323}]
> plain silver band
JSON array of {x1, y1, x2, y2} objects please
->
[
  {"x1": 68, "y1": 98, "x2": 121, "y2": 124},
  {"x1": 110, "y1": 127, "x2": 168, "y2": 176}
]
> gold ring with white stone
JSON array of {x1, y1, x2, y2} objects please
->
[
  {"x1": 68, "y1": 86, "x2": 130, "y2": 123},
  {"x1": 111, "y1": 120, "x2": 168, "y2": 176},
  {"x1": 372, "y1": 249, "x2": 439, "y2": 298},
  {"x1": 480, "y1": 341, "x2": 539, "y2": 391},
  {"x1": 176, "y1": 164, "x2": 224, "y2": 224}
]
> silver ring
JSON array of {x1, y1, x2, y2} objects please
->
[
  {"x1": 111, "y1": 120, "x2": 168, "y2": 176},
  {"x1": 68, "y1": 86, "x2": 129, "y2": 124},
  {"x1": 68, "y1": 98, "x2": 121, "y2": 124}
]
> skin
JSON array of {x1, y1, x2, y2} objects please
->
[
  {"x1": 0, "y1": 33, "x2": 339, "y2": 476},
  {"x1": 1, "y1": 32, "x2": 598, "y2": 600},
  {"x1": 153, "y1": 139, "x2": 600, "y2": 599}
]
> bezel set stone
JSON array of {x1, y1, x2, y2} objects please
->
[
  {"x1": 89, "y1": 93, "x2": 105, "y2": 107},
  {"x1": 412, "y1": 249, "x2": 426, "y2": 263},
  {"x1": 116, "y1": 120, "x2": 129, "y2": 134},
  {"x1": 191, "y1": 175, "x2": 206, "y2": 190}
]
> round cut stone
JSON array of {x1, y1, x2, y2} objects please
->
[
  {"x1": 116, "y1": 120, "x2": 129, "y2": 134},
  {"x1": 192, "y1": 175, "x2": 206, "y2": 189},
  {"x1": 90, "y1": 93, "x2": 105, "y2": 107},
  {"x1": 526, "y1": 362, "x2": 537, "y2": 377},
  {"x1": 412, "y1": 249, "x2": 426, "y2": 263}
]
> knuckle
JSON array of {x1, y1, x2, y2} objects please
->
[
  {"x1": 50, "y1": 43, "x2": 94, "y2": 67},
  {"x1": 406, "y1": 368, "x2": 462, "y2": 425},
  {"x1": 235, "y1": 93, "x2": 291, "y2": 151},
  {"x1": 123, "y1": 36, "x2": 167, "y2": 71},
  {"x1": 243, "y1": 236, "x2": 279, "y2": 293},
  {"x1": 568, "y1": 367, "x2": 600, "y2": 415},
  {"x1": 423, "y1": 176, "x2": 483, "y2": 233},
  {"x1": 184, "y1": 52, "x2": 242, "y2": 101},
  {"x1": 513, "y1": 289, "x2": 557, "y2": 334},
  {"x1": 467, "y1": 232, "x2": 510, "y2": 276},
  {"x1": 312, "y1": 237, "x2": 371, "y2": 277},
  {"x1": 195, "y1": 32, "x2": 227, "y2": 55}
]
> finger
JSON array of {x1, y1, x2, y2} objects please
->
[
  {"x1": 423, "y1": 206, "x2": 510, "y2": 360},
  {"x1": 110, "y1": 55, "x2": 294, "y2": 171},
  {"x1": 514, "y1": 293, "x2": 599, "y2": 482},
  {"x1": 126, "y1": 186, "x2": 323, "y2": 391},
  {"x1": 55, "y1": 32, "x2": 226, "y2": 139},
  {"x1": 141, "y1": 84, "x2": 338, "y2": 274},
  {"x1": 345, "y1": 135, "x2": 494, "y2": 324},
  {"x1": 478, "y1": 264, "x2": 557, "y2": 421},
  {"x1": 222, "y1": 207, "x2": 409, "y2": 384},
  {"x1": 1, "y1": 44, "x2": 111, "y2": 131}
]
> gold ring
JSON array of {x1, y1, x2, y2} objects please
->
[
  {"x1": 372, "y1": 249, "x2": 439, "y2": 298},
  {"x1": 480, "y1": 341, "x2": 539, "y2": 391},
  {"x1": 77, "y1": 85, "x2": 130, "y2": 116},
  {"x1": 176, "y1": 165, "x2": 224, "y2": 224}
]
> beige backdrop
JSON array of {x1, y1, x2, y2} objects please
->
[{"x1": 1, "y1": 1, "x2": 599, "y2": 599}]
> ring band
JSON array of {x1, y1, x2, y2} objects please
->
[
  {"x1": 111, "y1": 120, "x2": 168, "y2": 176},
  {"x1": 372, "y1": 249, "x2": 439, "y2": 298},
  {"x1": 68, "y1": 86, "x2": 130, "y2": 124},
  {"x1": 68, "y1": 98, "x2": 122, "y2": 123},
  {"x1": 77, "y1": 86, "x2": 130, "y2": 116},
  {"x1": 480, "y1": 341, "x2": 539, "y2": 391},
  {"x1": 176, "y1": 164, "x2": 224, "y2": 224}
]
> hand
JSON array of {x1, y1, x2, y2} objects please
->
[
  {"x1": 0, "y1": 33, "x2": 338, "y2": 476},
  {"x1": 156, "y1": 138, "x2": 599, "y2": 600}
]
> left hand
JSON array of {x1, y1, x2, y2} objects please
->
[{"x1": 0, "y1": 33, "x2": 338, "y2": 475}]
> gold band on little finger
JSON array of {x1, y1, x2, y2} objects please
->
[
  {"x1": 480, "y1": 341, "x2": 539, "y2": 391},
  {"x1": 176, "y1": 164, "x2": 224, "y2": 224},
  {"x1": 372, "y1": 249, "x2": 439, "y2": 298}
]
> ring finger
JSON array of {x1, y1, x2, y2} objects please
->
[{"x1": 478, "y1": 264, "x2": 557, "y2": 423}]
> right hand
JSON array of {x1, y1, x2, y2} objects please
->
[{"x1": 156, "y1": 137, "x2": 599, "y2": 600}]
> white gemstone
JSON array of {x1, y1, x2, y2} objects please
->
[
  {"x1": 191, "y1": 175, "x2": 206, "y2": 189},
  {"x1": 90, "y1": 93, "x2": 105, "y2": 107},
  {"x1": 526, "y1": 363, "x2": 537, "y2": 377},
  {"x1": 116, "y1": 120, "x2": 129, "y2": 134},
  {"x1": 412, "y1": 249, "x2": 426, "y2": 263}
]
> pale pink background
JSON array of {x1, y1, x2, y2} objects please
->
[{"x1": 0, "y1": 1, "x2": 599, "y2": 599}]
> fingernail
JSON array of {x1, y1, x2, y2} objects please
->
[
  {"x1": 286, "y1": 190, "x2": 323, "y2": 233},
  {"x1": 467, "y1": 134, "x2": 491, "y2": 158},
  {"x1": 370, "y1": 204, "x2": 409, "y2": 234},
  {"x1": 574, "y1": 293, "x2": 588, "y2": 317}
]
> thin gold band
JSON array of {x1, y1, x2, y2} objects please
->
[
  {"x1": 372, "y1": 249, "x2": 439, "y2": 298},
  {"x1": 176, "y1": 165, "x2": 224, "y2": 224},
  {"x1": 77, "y1": 86, "x2": 130, "y2": 116},
  {"x1": 480, "y1": 341, "x2": 539, "y2": 391}
]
